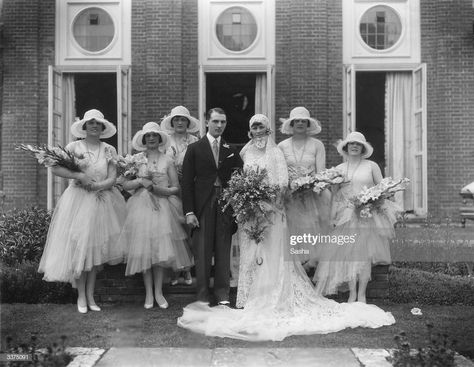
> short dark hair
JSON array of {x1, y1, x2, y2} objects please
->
[
  {"x1": 171, "y1": 116, "x2": 191, "y2": 128},
  {"x1": 289, "y1": 119, "x2": 310, "y2": 128},
  {"x1": 343, "y1": 142, "x2": 366, "y2": 154},
  {"x1": 142, "y1": 133, "x2": 162, "y2": 145},
  {"x1": 206, "y1": 107, "x2": 226, "y2": 121},
  {"x1": 82, "y1": 119, "x2": 106, "y2": 131}
]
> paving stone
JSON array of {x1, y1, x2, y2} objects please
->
[
  {"x1": 67, "y1": 347, "x2": 105, "y2": 367},
  {"x1": 94, "y1": 347, "x2": 212, "y2": 367},
  {"x1": 211, "y1": 348, "x2": 360, "y2": 367},
  {"x1": 351, "y1": 348, "x2": 392, "y2": 367}
]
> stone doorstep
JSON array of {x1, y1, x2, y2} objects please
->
[{"x1": 65, "y1": 347, "x2": 474, "y2": 367}]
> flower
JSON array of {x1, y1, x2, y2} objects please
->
[
  {"x1": 411, "y1": 307, "x2": 423, "y2": 316},
  {"x1": 289, "y1": 166, "x2": 345, "y2": 195},
  {"x1": 351, "y1": 177, "x2": 410, "y2": 218},
  {"x1": 220, "y1": 167, "x2": 280, "y2": 244},
  {"x1": 16, "y1": 143, "x2": 83, "y2": 172},
  {"x1": 117, "y1": 153, "x2": 147, "y2": 179},
  {"x1": 222, "y1": 143, "x2": 230, "y2": 149}
]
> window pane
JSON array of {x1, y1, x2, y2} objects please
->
[
  {"x1": 216, "y1": 7, "x2": 257, "y2": 52},
  {"x1": 359, "y1": 6, "x2": 401, "y2": 50},
  {"x1": 73, "y1": 8, "x2": 115, "y2": 52}
]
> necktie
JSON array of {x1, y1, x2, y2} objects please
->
[{"x1": 212, "y1": 139, "x2": 219, "y2": 166}]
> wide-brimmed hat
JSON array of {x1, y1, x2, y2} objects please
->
[
  {"x1": 336, "y1": 131, "x2": 373, "y2": 159},
  {"x1": 132, "y1": 122, "x2": 169, "y2": 151},
  {"x1": 70, "y1": 109, "x2": 117, "y2": 139},
  {"x1": 160, "y1": 106, "x2": 201, "y2": 134},
  {"x1": 280, "y1": 107, "x2": 321, "y2": 135}
]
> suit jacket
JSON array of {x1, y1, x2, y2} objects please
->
[{"x1": 181, "y1": 136, "x2": 243, "y2": 221}]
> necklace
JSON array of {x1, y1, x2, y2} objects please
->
[
  {"x1": 84, "y1": 141, "x2": 101, "y2": 163},
  {"x1": 291, "y1": 137, "x2": 307, "y2": 164},
  {"x1": 346, "y1": 159, "x2": 362, "y2": 182}
]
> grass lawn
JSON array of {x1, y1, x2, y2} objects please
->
[{"x1": 2, "y1": 295, "x2": 473, "y2": 359}]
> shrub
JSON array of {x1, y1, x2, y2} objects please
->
[
  {"x1": 393, "y1": 261, "x2": 472, "y2": 277},
  {"x1": 387, "y1": 324, "x2": 456, "y2": 367},
  {"x1": 0, "y1": 261, "x2": 75, "y2": 304},
  {"x1": 389, "y1": 266, "x2": 474, "y2": 305},
  {"x1": 0, "y1": 207, "x2": 51, "y2": 266},
  {"x1": 4, "y1": 334, "x2": 73, "y2": 367}
]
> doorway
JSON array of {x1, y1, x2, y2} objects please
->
[
  {"x1": 206, "y1": 73, "x2": 256, "y2": 150},
  {"x1": 75, "y1": 73, "x2": 117, "y2": 148}
]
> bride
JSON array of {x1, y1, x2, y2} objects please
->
[{"x1": 177, "y1": 114, "x2": 395, "y2": 341}]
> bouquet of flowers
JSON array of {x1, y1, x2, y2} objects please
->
[
  {"x1": 16, "y1": 144, "x2": 83, "y2": 171},
  {"x1": 351, "y1": 177, "x2": 410, "y2": 218},
  {"x1": 289, "y1": 166, "x2": 345, "y2": 195},
  {"x1": 116, "y1": 154, "x2": 147, "y2": 179},
  {"x1": 220, "y1": 167, "x2": 280, "y2": 244}
]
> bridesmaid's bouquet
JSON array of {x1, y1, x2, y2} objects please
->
[
  {"x1": 116, "y1": 154, "x2": 147, "y2": 179},
  {"x1": 351, "y1": 177, "x2": 410, "y2": 218},
  {"x1": 16, "y1": 144, "x2": 83, "y2": 172},
  {"x1": 220, "y1": 167, "x2": 280, "y2": 244},
  {"x1": 289, "y1": 167, "x2": 345, "y2": 195}
]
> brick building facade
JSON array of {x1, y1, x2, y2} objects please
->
[{"x1": 1, "y1": 0, "x2": 473, "y2": 220}]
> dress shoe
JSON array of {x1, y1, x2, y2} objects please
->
[
  {"x1": 144, "y1": 302, "x2": 154, "y2": 310},
  {"x1": 184, "y1": 272, "x2": 193, "y2": 285},
  {"x1": 88, "y1": 304, "x2": 101, "y2": 312},
  {"x1": 170, "y1": 279, "x2": 178, "y2": 286},
  {"x1": 77, "y1": 303, "x2": 88, "y2": 314},
  {"x1": 156, "y1": 295, "x2": 169, "y2": 309},
  {"x1": 217, "y1": 301, "x2": 230, "y2": 307}
]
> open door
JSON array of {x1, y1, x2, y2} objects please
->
[
  {"x1": 117, "y1": 66, "x2": 131, "y2": 155},
  {"x1": 47, "y1": 66, "x2": 64, "y2": 210},
  {"x1": 343, "y1": 64, "x2": 356, "y2": 137},
  {"x1": 412, "y1": 64, "x2": 427, "y2": 215}
]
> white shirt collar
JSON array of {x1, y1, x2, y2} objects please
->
[{"x1": 206, "y1": 133, "x2": 221, "y2": 145}]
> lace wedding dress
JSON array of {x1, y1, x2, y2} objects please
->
[{"x1": 177, "y1": 138, "x2": 395, "y2": 341}]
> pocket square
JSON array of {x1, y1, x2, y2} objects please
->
[{"x1": 226, "y1": 153, "x2": 234, "y2": 159}]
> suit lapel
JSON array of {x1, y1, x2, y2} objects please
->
[{"x1": 201, "y1": 136, "x2": 217, "y2": 168}]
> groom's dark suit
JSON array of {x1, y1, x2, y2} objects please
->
[{"x1": 181, "y1": 135, "x2": 242, "y2": 303}]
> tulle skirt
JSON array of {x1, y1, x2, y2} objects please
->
[
  {"x1": 120, "y1": 189, "x2": 193, "y2": 275},
  {"x1": 286, "y1": 190, "x2": 331, "y2": 262},
  {"x1": 38, "y1": 185, "x2": 127, "y2": 286},
  {"x1": 314, "y1": 199, "x2": 400, "y2": 295}
]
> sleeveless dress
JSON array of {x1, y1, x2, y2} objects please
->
[
  {"x1": 38, "y1": 141, "x2": 127, "y2": 286},
  {"x1": 164, "y1": 133, "x2": 199, "y2": 181},
  {"x1": 314, "y1": 160, "x2": 400, "y2": 295},
  {"x1": 177, "y1": 140, "x2": 395, "y2": 341},
  {"x1": 278, "y1": 137, "x2": 330, "y2": 262},
  {"x1": 119, "y1": 153, "x2": 193, "y2": 275}
]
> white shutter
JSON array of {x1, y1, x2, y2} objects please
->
[
  {"x1": 117, "y1": 66, "x2": 131, "y2": 155},
  {"x1": 343, "y1": 64, "x2": 356, "y2": 136},
  {"x1": 412, "y1": 64, "x2": 427, "y2": 215}
]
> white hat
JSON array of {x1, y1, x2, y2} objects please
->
[
  {"x1": 132, "y1": 122, "x2": 169, "y2": 152},
  {"x1": 280, "y1": 107, "x2": 321, "y2": 135},
  {"x1": 160, "y1": 106, "x2": 201, "y2": 134},
  {"x1": 70, "y1": 109, "x2": 117, "y2": 139},
  {"x1": 337, "y1": 131, "x2": 374, "y2": 159}
]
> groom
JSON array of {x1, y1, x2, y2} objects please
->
[{"x1": 181, "y1": 107, "x2": 242, "y2": 306}]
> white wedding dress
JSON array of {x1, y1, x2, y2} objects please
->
[{"x1": 177, "y1": 138, "x2": 395, "y2": 341}]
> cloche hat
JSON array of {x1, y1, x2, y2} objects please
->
[
  {"x1": 70, "y1": 109, "x2": 117, "y2": 139},
  {"x1": 160, "y1": 106, "x2": 201, "y2": 134},
  {"x1": 132, "y1": 122, "x2": 169, "y2": 152},
  {"x1": 336, "y1": 131, "x2": 374, "y2": 159},
  {"x1": 280, "y1": 107, "x2": 321, "y2": 135}
]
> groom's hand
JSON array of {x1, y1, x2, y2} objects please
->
[{"x1": 186, "y1": 213, "x2": 199, "y2": 229}]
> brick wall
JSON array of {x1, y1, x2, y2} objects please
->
[
  {"x1": 421, "y1": 0, "x2": 474, "y2": 219},
  {"x1": 275, "y1": 0, "x2": 343, "y2": 168}
]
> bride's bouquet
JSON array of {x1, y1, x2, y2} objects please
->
[
  {"x1": 289, "y1": 166, "x2": 345, "y2": 195},
  {"x1": 16, "y1": 144, "x2": 84, "y2": 172},
  {"x1": 351, "y1": 177, "x2": 410, "y2": 218},
  {"x1": 220, "y1": 167, "x2": 280, "y2": 244}
]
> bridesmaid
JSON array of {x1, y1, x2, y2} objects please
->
[
  {"x1": 278, "y1": 106, "x2": 330, "y2": 263},
  {"x1": 38, "y1": 109, "x2": 127, "y2": 313},
  {"x1": 314, "y1": 132, "x2": 398, "y2": 303},
  {"x1": 118, "y1": 122, "x2": 193, "y2": 309},
  {"x1": 162, "y1": 106, "x2": 200, "y2": 286}
]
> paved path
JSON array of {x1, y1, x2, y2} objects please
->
[{"x1": 70, "y1": 347, "x2": 474, "y2": 367}]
